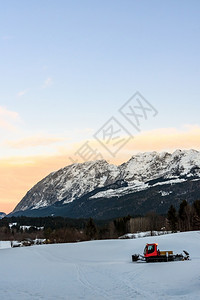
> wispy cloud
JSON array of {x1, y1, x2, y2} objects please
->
[
  {"x1": 0, "y1": 106, "x2": 21, "y2": 131},
  {"x1": 42, "y1": 77, "x2": 53, "y2": 88},
  {"x1": 5, "y1": 134, "x2": 64, "y2": 149},
  {"x1": 62, "y1": 124, "x2": 200, "y2": 165},
  {"x1": 17, "y1": 89, "x2": 29, "y2": 97},
  {"x1": 108, "y1": 125, "x2": 200, "y2": 163}
]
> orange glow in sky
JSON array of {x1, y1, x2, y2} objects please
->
[{"x1": 1, "y1": 126, "x2": 200, "y2": 214}]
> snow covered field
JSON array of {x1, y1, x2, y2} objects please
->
[
  {"x1": 0, "y1": 241, "x2": 11, "y2": 249},
  {"x1": 0, "y1": 231, "x2": 200, "y2": 299}
]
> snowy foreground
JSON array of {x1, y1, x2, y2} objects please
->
[{"x1": 0, "y1": 231, "x2": 200, "y2": 299}]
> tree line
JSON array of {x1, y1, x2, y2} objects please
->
[
  {"x1": 0, "y1": 214, "x2": 166, "y2": 242},
  {"x1": 167, "y1": 199, "x2": 200, "y2": 232},
  {"x1": 0, "y1": 199, "x2": 200, "y2": 243}
]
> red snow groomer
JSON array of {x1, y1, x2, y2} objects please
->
[{"x1": 132, "y1": 243, "x2": 190, "y2": 263}]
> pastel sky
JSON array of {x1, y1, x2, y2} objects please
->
[{"x1": 1, "y1": 0, "x2": 200, "y2": 213}]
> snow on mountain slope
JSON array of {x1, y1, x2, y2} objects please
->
[
  {"x1": 0, "y1": 231, "x2": 200, "y2": 299},
  {"x1": 13, "y1": 149, "x2": 200, "y2": 213},
  {"x1": 90, "y1": 181, "x2": 149, "y2": 199},
  {"x1": 120, "y1": 151, "x2": 171, "y2": 181},
  {"x1": 120, "y1": 149, "x2": 200, "y2": 182},
  {"x1": 14, "y1": 160, "x2": 120, "y2": 212},
  {"x1": 0, "y1": 212, "x2": 6, "y2": 219}
]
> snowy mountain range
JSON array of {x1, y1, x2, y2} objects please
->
[{"x1": 11, "y1": 149, "x2": 200, "y2": 219}]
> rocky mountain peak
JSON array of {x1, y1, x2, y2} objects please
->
[{"x1": 13, "y1": 149, "x2": 200, "y2": 214}]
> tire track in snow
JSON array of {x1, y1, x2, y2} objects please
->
[
  {"x1": 75, "y1": 263, "x2": 111, "y2": 300},
  {"x1": 74, "y1": 262, "x2": 152, "y2": 300},
  {"x1": 95, "y1": 262, "x2": 155, "y2": 300}
]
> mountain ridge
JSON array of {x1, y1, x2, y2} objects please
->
[
  {"x1": 0, "y1": 212, "x2": 6, "y2": 219},
  {"x1": 12, "y1": 149, "x2": 200, "y2": 218}
]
